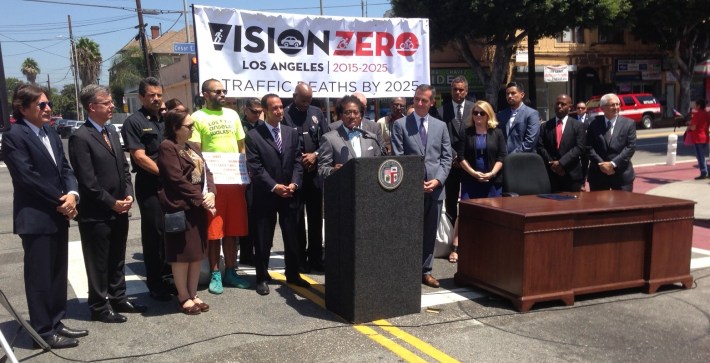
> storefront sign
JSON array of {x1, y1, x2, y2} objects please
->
[{"x1": 543, "y1": 65, "x2": 569, "y2": 82}]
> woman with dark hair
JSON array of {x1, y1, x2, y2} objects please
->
[
  {"x1": 687, "y1": 98, "x2": 710, "y2": 179},
  {"x1": 449, "y1": 100, "x2": 507, "y2": 263},
  {"x1": 165, "y1": 98, "x2": 187, "y2": 112},
  {"x1": 157, "y1": 110, "x2": 216, "y2": 315}
]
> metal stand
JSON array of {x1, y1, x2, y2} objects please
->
[{"x1": 0, "y1": 289, "x2": 49, "y2": 360}]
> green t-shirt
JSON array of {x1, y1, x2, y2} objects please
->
[{"x1": 189, "y1": 107, "x2": 246, "y2": 153}]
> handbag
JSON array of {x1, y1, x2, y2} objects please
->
[{"x1": 164, "y1": 210, "x2": 186, "y2": 233}]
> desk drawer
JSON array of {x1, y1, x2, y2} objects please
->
[{"x1": 575, "y1": 209, "x2": 654, "y2": 228}]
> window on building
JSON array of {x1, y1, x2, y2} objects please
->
[
  {"x1": 598, "y1": 27, "x2": 624, "y2": 44},
  {"x1": 557, "y1": 27, "x2": 585, "y2": 44}
]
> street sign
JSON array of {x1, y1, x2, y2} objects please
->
[{"x1": 172, "y1": 42, "x2": 196, "y2": 54}]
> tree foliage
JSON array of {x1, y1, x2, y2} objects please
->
[
  {"x1": 109, "y1": 46, "x2": 144, "y2": 110},
  {"x1": 391, "y1": 0, "x2": 629, "y2": 106},
  {"x1": 75, "y1": 37, "x2": 102, "y2": 88},
  {"x1": 628, "y1": 0, "x2": 710, "y2": 115},
  {"x1": 5, "y1": 77, "x2": 23, "y2": 105},
  {"x1": 21, "y1": 58, "x2": 40, "y2": 85}
]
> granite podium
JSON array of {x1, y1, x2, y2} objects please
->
[{"x1": 324, "y1": 155, "x2": 424, "y2": 323}]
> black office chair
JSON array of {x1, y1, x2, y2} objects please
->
[{"x1": 502, "y1": 153, "x2": 551, "y2": 196}]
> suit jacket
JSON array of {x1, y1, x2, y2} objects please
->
[
  {"x1": 391, "y1": 114, "x2": 452, "y2": 200},
  {"x1": 438, "y1": 99, "x2": 475, "y2": 157},
  {"x1": 1, "y1": 119, "x2": 78, "y2": 234},
  {"x1": 282, "y1": 104, "x2": 327, "y2": 154},
  {"x1": 69, "y1": 122, "x2": 134, "y2": 222},
  {"x1": 246, "y1": 123, "x2": 304, "y2": 207},
  {"x1": 329, "y1": 118, "x2": 384, "y2": 148},
  {"x1": 157, "y1": 140, "x2": 216, "y2": 213},
  {"x1": 317, "y1": 124, "x2": 382, "y2": 179},
  {"x1": 459, "y1": 127, "x2": 507, "y2": 185},
  {"x1": 586, "y1": 115, "x2": 637, "y2": 185},
  {"x1": 496, "y1": 103, "x2": 541, "y2": 154},
  {"x1": 536, "y1": 117, "x2": 586, "y2": 183}
]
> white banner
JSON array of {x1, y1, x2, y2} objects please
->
[
  {"x1": 202, "y1": 152, "x2": 250, "y2": 185},
  {"x1": 543, "y1": 65, "x2": 569, "y2": 83},
  {"x1": 193, "y1": 5, "x2": 430, "y2": 98}
]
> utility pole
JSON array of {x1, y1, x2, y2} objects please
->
[
  {"x1": 136, "y1": 0, "x2": 152, "y2": 77},
  {"x1": 320, "y1": 0, "x2": 331, "y2": 122},
  {"x1": 68, "y1": 15, "x2": 83, "y2": 121},
  {"x1": 47, "y1": 74, "x2": 51, "y2": 97}
]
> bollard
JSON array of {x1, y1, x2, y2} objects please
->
[{"x1": 666, "y1": 133, "x2": 678, "y2": 166}]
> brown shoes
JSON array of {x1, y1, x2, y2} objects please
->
[{"x1": 422, "y1": 274, "x2": 440, "y2": 288}]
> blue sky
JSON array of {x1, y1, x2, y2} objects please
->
[{"x1": 1, "y1": 0, "x2": 393, "y2": 89}]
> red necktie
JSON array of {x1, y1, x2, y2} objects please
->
[{"x1": 555, "y1": 119, "x2": 562, "y2": 149}]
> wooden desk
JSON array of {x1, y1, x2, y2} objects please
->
[{"x1": 454, "y1": 191, "x2": 694, "y2": 312}]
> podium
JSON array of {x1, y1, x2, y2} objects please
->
[{"x1": 324, "y1": 155, "x2": 424, "y2": 323}]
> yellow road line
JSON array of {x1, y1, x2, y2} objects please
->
[
  {"x1": 353, "y1": 325, "x2": 428, "y2": 363},
  {"x1": 268, "y1": 272, "x2": 325, "y2": 308},
  {"x1": 373, "y1": 320, "x2": 460, "y2": 363},
  {"x1": 300, "y1": 274, "x2": 325, "y2": 295}
]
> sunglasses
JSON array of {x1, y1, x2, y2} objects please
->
[
  {"x1": 38, "y1": 101, "x2": 53, "y2": 110},
  {"x1": 472, "y1": 111, "x2": 487, "y2": 117},
  {"x1": 207, "y1": 89, "x2": 227, "y2": 95},
  {"x1": 343, "y1": 110, "x2": 361, "y2": 116},
  {"x1": 248, "y1": 108, "x2": 262, "y2": 114}
]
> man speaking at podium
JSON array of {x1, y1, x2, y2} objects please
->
[
  {"x1": 391, "y1": 84, "x2": 452, "y2": 288},
  {"x1": 317, "y1": 95, "x2": 383, "y2": 179}
]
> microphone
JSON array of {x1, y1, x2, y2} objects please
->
[{"x1": 353, "y1": 127, "x2": 385, "y2": 156}]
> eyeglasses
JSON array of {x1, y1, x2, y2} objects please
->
[
  {"x1": 342, "y1": 110, "x2": 361, "y2": 116},
  {"x1": 38, "y1": 101, "x2": 53, "y2": 110},
  {"x1": 93, "y1": 100, "x2": 114, "y2": 106},
  {"x1": 182, "y1": 123, "x2": 194, "y2": 131},
  {"x1": 247, "y1": 108, "x2": 262, "y2": 114},
  {"x1": 392, "y1": 103, "x2": 405, "y2": 108},
  {"x1": 207, "y1": 89, "x2": 227, "y2": 95},
  {"x1": 472, "y1": 111, "x2": 487, "y2": 117}
]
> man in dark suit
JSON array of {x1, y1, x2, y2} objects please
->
[
  {"x1": 391, "y1": 84, "x2": 452, "y2": 289},
  {"x1": 69, "y1": 85, "x2": 145, "y2": 324},
  {"x1": 496, "y1": 82, "x2": 540, "y2": 154},
  {"x1": 238, "y1": 98, "x2": 264, "y2": 266},
  {"x1": 437, "y1": 76, "x2": 475, "y2": 223},
  {"x1": 246, "y1": 94, "x2": 308, "y2": 296},
  {"x1": 575, "y1": 101, "x2": 591, "y2": 186},
  {"x1": 317, "y1": 95, "x2": 382, "y2": 179},
  {"x1": 586, "y1": 93, "x2": 637, "y2": 191},
  {"x1": 330, "y1": 92, "x2": 385, "y2": 149},
  {"x1": 282, "y1": 83, "x2": 328, "y2": 272},
  {"x1": 536, "y1": 94, "x2": 586, "y2": 192},
  {"x1": 1, "y1": 84, "x2": 87, "y2": 349}
]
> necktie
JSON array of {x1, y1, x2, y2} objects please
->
[
  {"x1": 419, "y1": 117, "x2": 427, "y2": 149},
  {"x1": 456, "y1": 104, "x2": 463, "y2": 122},
  {"x1": 38, "y1": 128, "x2": 57, "y2": 165},
  {"x1": 556, "y1": 119, "x2": 563, "y2": 149},
  {"x1": 272, "y1": 127, "x2": 283, "y2": 153},
  {"x1": 605, "y1": 120, "x2": 612, "y2": 142},
  {"x1": 102, "y1": 128, "x2": 113, "y2": 151}
]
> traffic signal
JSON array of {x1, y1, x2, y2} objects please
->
[{"x1": 190, "y1": 56, "x2": 198, "y2": 83}]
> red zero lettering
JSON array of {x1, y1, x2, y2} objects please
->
[
  {"x1": 334, "y1": 31, "x2": 354, "y2": 56},
  {"x1": 396, "y1": 32, "x2": 419, "y2": 56},
  {"x1": 355, "y1": 32, "x2": 373, "y2": 56},
  {"x1": 375, "y1": 32, "x2": 394, "y2": 56}
]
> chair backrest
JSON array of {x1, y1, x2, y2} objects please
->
[{"x1": 502, "y1": 153, "x2": 551, "y2": 196}]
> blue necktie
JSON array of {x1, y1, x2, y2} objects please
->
[{"x1": 272, "y1": 128, "x2": 282, "y2": 153}]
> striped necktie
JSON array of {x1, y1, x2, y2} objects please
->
[{"x1": 272, "y1": 127, "x2": 283, "y2": 153}]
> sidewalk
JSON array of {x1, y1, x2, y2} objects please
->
[{"x1": 634, "y1": 160, "x2": 710, "y2": 250}]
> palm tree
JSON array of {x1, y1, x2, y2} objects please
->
[
  {"x1": 75, "y1": 37, "x2": 102, "y2": 88},
  {"x1": 109, "y1": 46, "x2": 144, "y2": 90},
  {"x1": 21, "y1": 58, "x2": 40, "y2": 84}
]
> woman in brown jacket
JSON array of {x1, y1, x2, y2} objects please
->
[{"x1": 158, "y1": 109, "x2": 216, "y2": 315}]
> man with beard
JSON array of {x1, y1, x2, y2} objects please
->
[
  {"x1": 376, "y1": 97, "x2": 406, "y2": 155},
  {"x1": 496, "y1": 82, "x2": 540, "y2": 154}
]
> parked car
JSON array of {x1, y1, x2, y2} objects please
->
[
  {"x1": 106, "y1": 118, "x2": 125, "y2": 147},
  {"x1": 586, "y1": 93, "x2": 662, "y2": 129},
  {"x1": 53, "y1": 118, "x2": 66, "y2": 132},
  {"x1": 58, "y1": 119, "x2": 81, "y2": 138}
]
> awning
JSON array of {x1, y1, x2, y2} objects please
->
[{"x1": 693, "y1": 59, "x2": 710, "y2": 76}]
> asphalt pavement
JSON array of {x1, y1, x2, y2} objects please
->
[{"x1": 1, "y1": 133, "x2": 710, "y2": 362}]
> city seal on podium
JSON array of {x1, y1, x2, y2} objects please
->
[{"x1": 378, "y1": 159, "x2": 404, "y2": 190}]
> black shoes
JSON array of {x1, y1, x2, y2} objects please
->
[
  {"x1": 34, "y1": 334, "x2": 78, "y2": 350},
  {"x1": 287, "y1": 277, "x2": 311, "y2": 289},
  {"x1": 309, "y1": 260, "x2": 325, "y2": 272},
  {"x1": 695, "y1": 174, "x2": 708, "y2": 180},
  {"x1": 256, "y1": 281, "x2": 270, "y2": 296},
  {"x1": 91, "y1": 310, "x2": 128, "y2": 323},
  {"x1": 57, "y1": 326, "x2": 88, "y2": 338},
  {"x1": 112, "y1": 301, "x2": 148, "y2": 313}
]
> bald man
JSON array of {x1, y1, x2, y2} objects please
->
[{"x1": 282, "y1": 83, "x2": 328, "y2": 272}]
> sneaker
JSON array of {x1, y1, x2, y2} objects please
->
[
  {"x1": 224, "y1": 268, "x2": 251, "y2": 289},
  {"x1": 208, "y1": 271, "x2": 223, "y2": 294}
]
